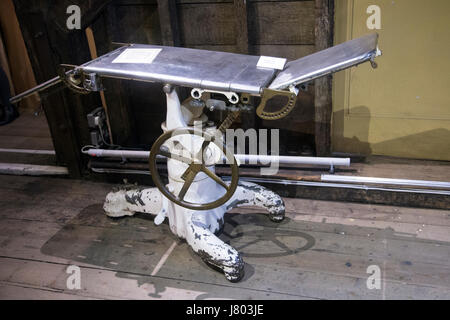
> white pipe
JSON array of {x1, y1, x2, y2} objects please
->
[
  {"x1": 86, "y1": 149, "x2": 150, "y2": 159},
  {"x1": 0, "y1": 163, "x2": 68, "y2": 176},
  {"x1": 321, "y1": 174, "x2": 450, "y2": 189},
  {"x1": 235, "y1": 154, "x2": 350, "y2": 167},
  {"x1": 241, "y1": 177, "x2": 450, "y2": 196},
  {"x1": 0, "y1": 148, "x2": 56, "y2": 155},
  {"x1": 83, "y1": 148, "x2": 350, "y2": 167}
]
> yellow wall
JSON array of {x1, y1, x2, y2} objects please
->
[{"x1": 332, "y1": 0, "x2": 450, "y2": 160}]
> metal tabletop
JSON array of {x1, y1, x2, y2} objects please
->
[{"x1": 81, "y1": 44, "x2": 278, "y2": 95}]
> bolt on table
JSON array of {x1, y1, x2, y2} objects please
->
[{"x1": 11, "y1": 33, "x2": 381, "y2": 282}]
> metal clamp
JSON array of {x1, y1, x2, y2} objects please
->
[
  {"x1": 191, "y1": 88, "x2": 239, "y2": 105},
  {"x1": 84, "y1": 73, "x2": 103, "y2": 92}
]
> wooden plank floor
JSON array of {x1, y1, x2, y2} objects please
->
[
  {"x1": 0, "y1": 174, "x2": 448, "y2": 300},
  {"x1": 0, "y1": 113, "x2": 54, "y2": 150}
]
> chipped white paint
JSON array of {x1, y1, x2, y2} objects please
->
[
  {"x1": 104, "y1": 180, "x2": 284, "y2": 281},
  {"x1": 104, "y1": 188, "x2": 162, "y2": 218},
  {"x1": 154, "y1": 194, "x2": 169, "y2": 226},
  {"x1": 103, "y1": 88, "x2": 285, "y2": 282}
]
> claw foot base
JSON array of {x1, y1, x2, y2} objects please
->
[{"x1": 103, "y1": 180, "x2": 285, "y2": 282}]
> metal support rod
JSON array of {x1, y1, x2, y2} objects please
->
[
  {"x1": 86, "y1": 165, "x2": 450, "y2": 197},
  {"x1": 8, "y1": 46, "x2": 127, "y2": 105},
  {"x1": 83, "y1": 148, "x2": 351, "y2": 167},
  {"x1": 9, "y1": 76, "x2": 61, "y2": 104},
  {"x1": 321, "y1": 174, "x2": 450, "y2": 189}
]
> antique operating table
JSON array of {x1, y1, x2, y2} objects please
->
[{"x1": 11, "y1": 33, "x2": 381, "y2": 281}]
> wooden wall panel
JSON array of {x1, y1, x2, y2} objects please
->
[
  {"x1": 114, "y1": 3, "x2": 166, "y2": 147},
  {"x1": 254, "y1": 44, "x2": 315, "y2": 61},
  {"x1": 125, "y1": 81, "x2": 166, "y2": 147},
  {"x1": 14, "y1": 0, "x2": 326, "y2": 173},
  {"x1": 234, "y1": 0, "x2": 249, "y2": 54},
  {"x1": 91, "y1": 2, "x2": 165, "y2": 148},
  {"x1": 157, "y1": 0, "x2": 181, "y2": 46},
  {"x1": 115, "y1": 4, "x2": 162, "y2": 44},
  {"x1": 117, "y1": 0, "x2": 157, "y2": 4},
  {"x1": 248, "y1": 1, "x2": 315, "y2": 45},
  {"x1": 314, "y1": 0, "x2": 333, "y2": 156},
  {"x1": 177, "y1": 0, "x2": 231, "y2": 4},
  {"x1": 175, "y1": 0, "x2": 317, "y2": 141},
  {"x1": 178, "y1": 2, "x2": 236, "y2": 46},
  {"x1": 13, "y1": 0, "x2": 105, "y2": 177}
]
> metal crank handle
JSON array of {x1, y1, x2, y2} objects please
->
[
  {"x1": 194, "y1": 110, "x2": 240, "y2": 161},
  {"x1": 8, "y1": 65, "x2": 86, "y2": 105}
]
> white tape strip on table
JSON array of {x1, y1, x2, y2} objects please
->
[
  {"x1": 112, "y1": 48, "x2": 162, "y2": 64},
  {"x1": 257, "y1": 56, "x2": 287, "y2": 70}
]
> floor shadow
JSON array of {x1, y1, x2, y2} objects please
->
[
  {"x1": 221, "y1": 213, "x2": 316, "y2": 258},
  {"x1": 40, "y1": 203, "x2": 317, "y2": 298},
  {"x1": 40, "y1": 203, "x2": 450, "y2": 299}
]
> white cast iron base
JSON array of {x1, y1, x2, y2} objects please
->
[{"x1": 103, "y1": 180, "x2": 285, "y2": 282}]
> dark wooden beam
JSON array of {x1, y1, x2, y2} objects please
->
[
  {"x1": 12, "y1": 0, "x2": 98, "y2": 177},
  {"x1": 233, "y1": 1, "x2": 255, "y2": 130},
  {"x1": 234, "y1": 0, "x2": 249, "y2": 54},
  {"x1": 157, "y1": 0, "x2": 181, "y2": 46},
  {"x1": 97, "y1": 3, "x2": 138, "y2": 148},
  {"x1": 314, "y1": 0, "x2": 334, "y2": 156},
  {"x1": 12, "y1": 0, "x2": 113, "y2": 177}
]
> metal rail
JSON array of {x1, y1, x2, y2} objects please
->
[{"x1": 321, "y1": 174, "x2": 450, "y2": 189}]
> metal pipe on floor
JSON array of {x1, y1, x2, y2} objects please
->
[
  {"x1": 82, "y1": 148, "x2": 351, "y2": 167},
  {"x1": 241, "y1": 177, "x2": 450, "y2": 196},
  {"x1": 87, "y1": 166, "x2": 450, "y2": 197},
  {"x1": 0, "y1": 148, "x2": 56, "y2": 155},
  {"x1": 0, "y1": 163, "x2": 68, "y2": 176},
  {"x1": 321, "y1": 174, "x2": 450, "y2": 189},
  {"x1": 84, "y1": 148, "x2": 151, "y2": 159}
]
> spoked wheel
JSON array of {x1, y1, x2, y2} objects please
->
[{"x1": 149, "y1": 128, "x2": 239, "y2": 210}]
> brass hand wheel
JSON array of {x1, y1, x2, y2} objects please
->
[{"x1": 149, "y1": 128, "x2": 239, "y2": 211}]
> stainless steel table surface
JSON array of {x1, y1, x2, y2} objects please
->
[
  {"x1": 269, "y1": 33, "x2": 379, "y2": 90},
  {"x1": 81, "y1": 44, "x2": 278, "y2": 95}
]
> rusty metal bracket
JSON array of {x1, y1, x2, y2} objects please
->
[
  {"x1": 58, "y1": 64, "x2": 91, "y2": 95},
  {"x1": 256, "y1": 88, "x2": 297, "y2": 120}
]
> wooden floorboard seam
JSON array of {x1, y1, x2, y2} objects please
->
[
  {"x1": 0, "y1": 256, "x2": 320, "y2": 300},
  {"x1": 2, "y1": 202, "x2": 448, "y2": 229},
  {"x1": 0, "y1": 281, "x2": 106, "y2": 300},
  {"x1": 2, "y1": 254, "x2": 448, "y2": 299},
  {"x1": 2, "y1": 215, "x2": 449, "y2": 258}
]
